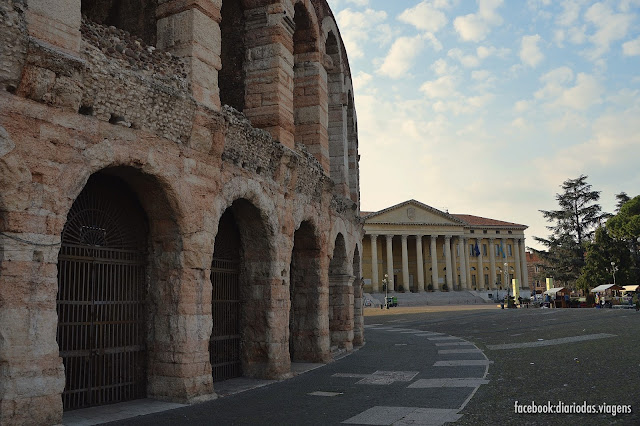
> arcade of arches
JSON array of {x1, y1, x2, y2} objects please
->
[{"x1": 0, "y1": 0, "x2": 363, "y2": 424}]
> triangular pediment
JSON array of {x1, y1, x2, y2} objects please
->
[{"x1": 364, "y1": 200, "x2": 464, "y2": 226}]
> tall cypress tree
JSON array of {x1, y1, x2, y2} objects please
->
[{"x1": 533, "y1": 175, "x2": 607, "y2": 287}]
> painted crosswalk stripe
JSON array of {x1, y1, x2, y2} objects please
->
[
  {"x1": 342, "y1": 406, "x2": 462, "y2": 425},
  {"x1": 408, "y1": 378, "x2": 489, "y2": 388},
  {"x1": 438, "y1": 348, "x2": 482, "y2": 354},
  {"x1": 434, "y1": 360, "x2": 493, "y2": 367}
]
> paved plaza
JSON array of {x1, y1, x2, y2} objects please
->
[{"x1": 63, "y1": 306, "x2": 639, "y2": 425}]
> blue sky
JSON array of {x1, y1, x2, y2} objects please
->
[{"x1": 327, "y1": 0, "x2": 640, "y2": 250}]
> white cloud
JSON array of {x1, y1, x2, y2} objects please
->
[
  {"x1": 431, "y1": 59, "x2": 458, "y2": 76},
  {"x1": 447, "y1": 48, "x2": 480, "y2": 67},
  {"x1": 623, "y1": 37, "x2": 640, "y2": 56},
  {"x1": 556, "y1": 0, "x2": 582, "y2": 27},
  {"x1": 398, "y1": 1, "x2": 448, "y2": 33},
  {"x1": 353, "y1": 71, "x2": 373, "y2": 91},
  {"x1": 535, "y1": 68, "x2": 603, "y2": 111},
  {"x1": 511, "y1": 117, "x2": 529, "y2": 130},
  {"x1": 583, "y1": 2, "x2": 633, "y2": 59},
  {"x1": 420, "y1": 75, "x2": 458, "y2": 98},
  {"x1": 334, "y1": 8, "x2": 388, "y2": 59},
  {"x1": 553, "y1": 73, "x2": 603, "y2": 110},
  {"x1": 514, "y1": 100, "x2": 531, "y2": 112},
  {"x1": 520, "y1": 34, "x2": 544, "y2": 67},
  {"x1": 471, "y1": 70, "x2": 492, "y2": 81},
  {"x1": 477, "y1": 45, "x2": 510, "y2": 59},
  {"x1": 453, "y1": 0, "x2": 504, "y2": 42},
  {"x1": 377, "y1": 35, "x2": 426, "y2": 78}
]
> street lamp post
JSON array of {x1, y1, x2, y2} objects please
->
[{"x1": 610, "y1": 261, "x2": 618, "y2": 285}]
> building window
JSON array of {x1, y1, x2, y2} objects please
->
[
  {"x1": 496, "y1": 230, "x2": 500, "y2": 234},
  {"x1": 509, "y1": 273, "x2": 514, "y2": 282},
  {"x1": 484, "y1": 274, "x2": 489, "y2": 286},
  {"x1": 497, "y1": 275, "x2": 502, "y2": 284},
  {"x1": 508, "y1": 231, "x2": 513, "y2": 234},
  {"x1": 471, "y1": 275, "x2": 477, "y2": 286},
  {"x1": 482, "y1": 244, "x2": 487, "y2": 256},
  {"x1": 470, "y1": 230, "x2": 475, "y2": 234},
  {"x1": 507, "y1": 244, "x2": 512, "y2": 256},
  {"x1": 535, "y1": 265, "x2": 539, "y2": 273},
  {"x1": 483, "y1": 230, "x2": 488, "y2": 234},
  {"x1": 495, "y1": 244, "x2": 500, "y2": 257}
]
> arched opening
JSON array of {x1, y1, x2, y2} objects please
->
[
  {"x1": 326, "y1": 31, "x2": 349, "y2": 196},
  {"x1": 210, "y1": 199, "x2": 272, "y2": 381},
  {"x1": 81, "y1": 0, "x2": 157, "y2": 46},
  {"x1": 219, "y1": 0, "x2": 247, "y2": 111},
  {"x1": 57, "y1": 172, "x2": 149, "y2": 410},
  {"x1": 329, "y1": 233, "x2": 353, "y2": 351},
  {"x1": 289, "y1": 221, "x2": 322, "y2": 362},
  {"x1": 210, "y1": 208, "x2": 242, "y2": 382}
]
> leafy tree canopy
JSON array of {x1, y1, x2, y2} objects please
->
[{"x1": 607, "y1": 195, "x2": 640, "y2": 241}]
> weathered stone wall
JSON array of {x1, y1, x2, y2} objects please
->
[{"x1": 0, "y1": 0, "x2": 363, "y2": 424}]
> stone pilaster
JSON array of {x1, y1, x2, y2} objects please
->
[
  {"x1": 521, "y1": 237, "x2": 529, "y2": 288},
  {"x1": 329, "y1": 274, "x2": 355, "y2": 352}
]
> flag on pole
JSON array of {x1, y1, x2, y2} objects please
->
[
  {"x1": 500, "y1": 242, "x2": 506, "y2": 258},
  {"x1": 474, "y1": 242, "x2": 480, "y2": 257}
]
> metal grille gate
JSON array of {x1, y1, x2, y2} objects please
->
[
  {"x1": 210, "y1": 258, "x2": 241, "y2": 381},
  {"x1": 210, "y1": 209, "x2": 242, "y2": 382},
  {"x1": 57, "y1": 174, "x2": 148, "y2": 410}
]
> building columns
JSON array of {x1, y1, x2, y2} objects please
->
[
  {"x1": 370, "y1": 234, "x2": 379, "y2": 293},
  {"x1": 401, "y1": 235, "x2": 410, "y2": 292},
  {"x1": 514, "y1": 238, "x2": 522, "y2": 289},
  {"x1": 451, "y1": 237, "x2": 458, "y2": 290},
  {"x1": 489, "y1": 237, "x2": 497, "y2": 291},
  {"x1": 415, "y1": 235, "x2": 425, "y2": 292},
  {"x1": 444, "y1": 236, "x2": 453, "y2": 290},
  {"x1": 430, "y1": 235, "x2": 439, "y2": 291},
  {"x1": 385, "y1": 235, "x2": 394, "y2": 292},
  {"x1": 459, "y1": 237, "x2": 467, "y2": 289},
  {"x1": 476, "y1": 238, "x2": 484, "y2": 290},
  {"x1": 520, "y1": 237, "x2": 529, "y2": 288}
]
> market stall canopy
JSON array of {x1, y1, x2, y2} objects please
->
[
  {"x1": 590, "y1": 284, "x2": 624, "y2": 293},
  {"x1": 544, "y1": 287, "x2": 568, "y2": 295},
  {"x1": 623, "y1": 285, "x2": 640, "y2": 292}
]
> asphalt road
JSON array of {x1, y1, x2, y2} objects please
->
[{"x1": 108, "y1": 306, "x2": 640, "y2": 425}]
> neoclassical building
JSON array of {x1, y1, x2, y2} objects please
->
[
  {"x1": 0, "y1": 0, "x2": 363, "y2": 424},
  {"x1": 362, "y1": 200, "x2": 528, "y2": 294}
]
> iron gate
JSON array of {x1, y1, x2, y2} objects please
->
[
  {"x1": 57, "y1": 174, "x2": 148, "y2": 410},
  {"x1": 210, "y1": 258, "x2": 241, "y2": 382},
  {"x1": 210, "y1": 209, "x2": 242, "y2": 382}
]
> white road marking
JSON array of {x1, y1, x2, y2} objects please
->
[
  {"x1": 434, "y1": 360, "x2": 493, "y2": 366},
  {"x1": 438, "y1": 348, "x2": 482, "y2": 354},
  {"x1": 408, "y1": 378, "x2": 489, "y2": 388},
  {"x1": 308, "y1": 391, "x2": 343, "y2": 397},
  {"x1": 486, "y1": 333, "x2": 616, "y2": 350},
  {"x1": 342, "y1": 406, "x2": 462, "y2": 425}
]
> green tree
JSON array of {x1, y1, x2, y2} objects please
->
[
  {"x1": 607, "y1": 195, "x2": 640, "y2": 282},
  {"x1": 615, "y1": 192, "x2": 631, "y2": 213},
  {"x1": 576, "y1": 227, "x2": 632, "y2": 291},
  {"x1": 534, "y1": 175, "x2": 607, "y2": 287}
]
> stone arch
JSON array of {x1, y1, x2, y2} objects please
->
[
  {"x1": 293, "y1": 0, "x2": 329, "y2": 173},
  {"x1": 210, "y1": 178, "x2": 282, "y2": 378},
  {"x1": 54, "y1": 165, "x2": 199, "y2": 410},
  {"x1": 289, "y1": 219, "x2": 328, "y2": 363},
  {"x1": 81, "y1": 0, "x2": 158, "y2": 46},
  {"x1": 324, "y1": 23, "x2": 349, "y2": 198},
  {"x1": 219, "y1": 0, "x2": 248, "y2": 112},
  {"x1": 329, "y1": 232, "x2": 354, "y2": 351},
  {"x1": 346, "y1": 88, "x2": 359, "y2": 203}
]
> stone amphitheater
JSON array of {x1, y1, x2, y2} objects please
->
[{"x1": 0, "y1": 0, "x2": 364, "y2": 424}]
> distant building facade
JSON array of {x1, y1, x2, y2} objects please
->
[{"x1": 362, "y1": 200, "x2": 528, "y2": 294}]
